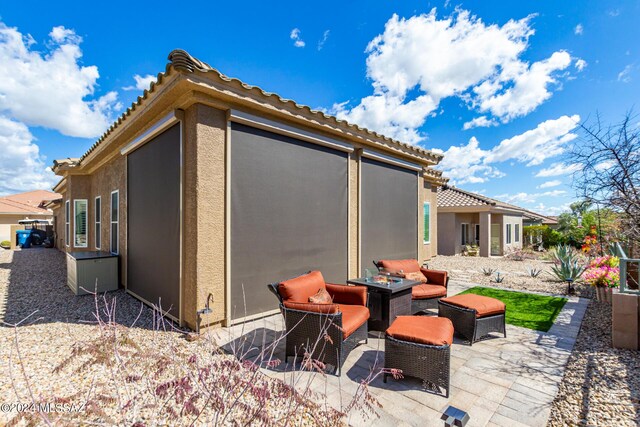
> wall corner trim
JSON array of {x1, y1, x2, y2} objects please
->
[{"x1": 121, "y1": 110, "x2": 184, "y2": 156}]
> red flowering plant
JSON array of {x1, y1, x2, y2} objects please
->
[{"x1": 583, "y1": 256, "x2": 620, "y2": 288}]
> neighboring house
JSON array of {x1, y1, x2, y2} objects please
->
[
  {"x1": 0, "y1": 190, "x2": 60, "y2": 242},
  {"x1": 437, "y1": 186, "x2": 551, "y2": 257},
  {"x1": 50, "y1": 49, "x2": 447, "y2": 330},
  {"x1": 522, "y1": 210, "x2": 559, "y2": 228}
]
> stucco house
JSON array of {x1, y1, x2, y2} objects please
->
[
  {"x1": 436, "y1": 186, "x2": 554, "y2": 257},
  {"x1": 50, "y1": 49, "x2": 447, "y2": 330},
  {"x1": 0, "y1": 190, "x2": 60, "y2": 243}
]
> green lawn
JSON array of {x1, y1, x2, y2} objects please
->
[{"x1": 459, "y1": 287, "x2": 567, "y2": 332}]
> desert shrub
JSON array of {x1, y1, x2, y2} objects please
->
[{"x1": 0, "y1": 240, "x2": 10, "y2": 248}]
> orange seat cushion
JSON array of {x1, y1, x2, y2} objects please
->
[
  {"x1": 386, "y1": 316, "x2": 454, "y2": 346},
  {"x1": 283, "y1": 301, "x2": 338, "y2": 314},
  {"x1": 412, "y1": 284, "x2": 447, "y2": 300},
  {"x1": 441, "y1": 294, "x2": 506, "y2": 318},
  {"x1": 279, "y1": 271, "x2": 326, "y2": 303},
  {"x1": 378, "y1": 259, "x2": 421, "y2": 274},
  {"x1": 337, "y1": 304, "x2": 370, "y2": 338}
]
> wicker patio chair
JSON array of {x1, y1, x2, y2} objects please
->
[
  {"x1": 438, "y1": 294, "x2": 506, "y2": 345},
  {"x1": 374, "y1": 259, "x2": 449, "y2": 314},
  {"x1": 267, "y1": 270, "x2": 369, "y2": 375},
  {"x1": 384, "y1": 316, "x2": 454, "y2": 397}
]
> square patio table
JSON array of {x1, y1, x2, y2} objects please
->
[{"x1": 346, "y1": 277, "x2": 421, "y2": 331}]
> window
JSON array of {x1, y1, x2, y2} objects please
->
[
  {"x1": 74, "y1": 199, "x2": 88, "y2": 248},
  {"x1": 461, "y1": 223, "x2": 469, "y2": 245},
  {"x1": 95, "y1": 196, "x2": 101, "y2": 249},
  {"x1": 65, "y1": 200, "x2": 70, "y2": 247},
  {"x1": 423, "y1": 202, "x2": 431, "y2": 244},
  {"x1": 110, "y1": 190, "x2": 119, "y2": 254},
  {"x1": 515, "y1": 224, "x2": 520, "y2": 243},
  {"x1": 506, "y1": 223, "x2": 512, "y2": 244},
  {"x1": 475, "y1": 224, "x2": 480, "y2": 244}
]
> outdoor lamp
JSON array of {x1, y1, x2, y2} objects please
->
[
  {"x1": 565, "y1": 278, "x2": 575, "y2": 295},
  {"x1": 441, "y1": 405, "x2": 470, "y2": 427},
  {"x1": 195, "y1": 294, "x2": 214, "y2": 335}
]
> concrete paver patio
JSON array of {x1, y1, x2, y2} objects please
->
[{"x1": 213, "y1": 281, "x2": 588, "y2": 426}]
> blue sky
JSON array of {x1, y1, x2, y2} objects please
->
[{"x1": 0, "y1": 1, "x2": 638, "y2": 215}]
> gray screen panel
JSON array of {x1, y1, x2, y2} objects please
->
[
  {"x1": 127, "y1": 123, "x2": 181, "y2": 318},
  {"x1": 361, "y1": 157, "x2": 418, "y2": 273},
  {"x1": 231, "y1": 123, "x2": 349, "y2": 319}
]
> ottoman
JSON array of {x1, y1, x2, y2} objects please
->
[
  {"x1": 384, "y1": 316, "x2": 454, "y2": 397},
  {"x1": 438, "y1": 294, "x2": 506, "y2": 345}
]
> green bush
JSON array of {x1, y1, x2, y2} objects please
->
[{"x1": 0, "y1": 240, "x2": 10, "y2": 248}]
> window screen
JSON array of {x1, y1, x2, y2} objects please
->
[
  {"x1": 360, "y1": 157, "x2": 418, "y2": 273},
  {"x1": 95, "y1": 197, "x2": 101, "y2": 249},
  {"x1": 230, "y1": 122, "x2": 349, "y2": 319},
  {"x1": 74, "y1": 200, "x2": 87, "y2": 248}
]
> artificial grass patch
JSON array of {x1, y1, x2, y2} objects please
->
[{"x1": 459, "y1": 287, "x2": 567, "y2": 332}]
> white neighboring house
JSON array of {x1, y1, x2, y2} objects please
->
[{"x1": 0, "y1": 190, "x2": 60, "y2": 243}]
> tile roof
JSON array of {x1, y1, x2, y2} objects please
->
[
  {"x1": 71, "y1": 49, "x2": 443, "y2": 169},
  {"x1": 437, "y1": 186, "x2": 558, "y2": 223},
  {"x1": 0, "y1": 190, "x2": 60, "y2": 215}
]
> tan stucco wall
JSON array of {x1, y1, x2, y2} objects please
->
[
  {"x1": 57, "y1": 157, "x2": 127, "y2": 285},
  {"x1": 437, "y1": 212, "x2": 457, "y2": 256},
  {"x1": 502, "y1": 214, "x2": 523, "y2": 253},
  {"x1": 182, "y1": 103, "x2": 227, "y2": 329},
  {"x1": 349, "y1": 150, "x2": 359, "y2": 277}
]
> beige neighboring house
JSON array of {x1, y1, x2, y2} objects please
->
[
  {"x1": 0, "y1": 190, "x2": 61, "y2": 243},
  {"x1": 49, "y1": 49, "x2": 447, "y2": 330},
  {"x1": 437, "y1": 186, "x2": 554, "y2": 257}
]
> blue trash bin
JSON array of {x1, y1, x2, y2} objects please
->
[{"x1": 16, "y1": 230, "x2": 31, "y2": 249}]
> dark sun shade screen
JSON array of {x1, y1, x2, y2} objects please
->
[
  {"x1": 127, "y1": 123, "x2": 181, "y2": 318},
  {"x1": 361, "y1": 157, "x2": 418, "y2": 274},
  {"x1": 231, "y1": 123, "x2": 349, "y2": 319}
]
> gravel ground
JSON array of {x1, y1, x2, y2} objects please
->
[
  {"x1": 427, "y1": 255, "x2": 594, "y2": 298},
  {"x1": 0, "y1": 248, "x2": 346, "y2": 426},
  {"x1": 548, "y1": 300, "x2": 640, "y2": 426}
]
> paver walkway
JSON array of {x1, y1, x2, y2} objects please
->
[{"x1": 213, "y1": 281, "x2": 588, "y2": 426}]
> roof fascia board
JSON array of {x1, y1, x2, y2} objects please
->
[
  {"x1": 229, "y1": 109, "x2": 354, "y2": 153},
  {"x1": 184, "y1": 76, "x2": 438, "y2": 166},
  {"x1": 438, "y1": 205, "x2": 491, "y2": 213}
]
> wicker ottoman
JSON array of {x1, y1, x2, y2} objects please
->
[
  {"x1": 438, "y1": 294, "x2": 506, "y2": 345},
  {"x1": 384, "y1": 316, "x2": 454, "y2": 397}
]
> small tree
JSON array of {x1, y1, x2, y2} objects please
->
[{"x1": 569, "y1": 112, "x2": 639, "y2": 253}]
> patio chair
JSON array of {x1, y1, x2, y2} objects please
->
[
  {"x1": 267, "y1": 270, "x2": 369, "y2": 375},
  {"x1": 374, "y1": 259, "x2": 449, "y2": 314}
]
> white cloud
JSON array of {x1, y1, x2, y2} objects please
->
[
  {"x1": 332, "y1": 9, "x2": 576, "y2": 142},
  {"x1": 535, "y1": 162, "x2": 581, "y2": 177},
  {"x1": 290, "y1": 28, "x2": 305, "y2": 48},
  {"x1": 317, "y1": 30, "x2": 330, "y2": 50},
  {"x1": 463, "y1": 116, "x2": 498, "y2": 130},
  {"x1": 123, "y1": 74, "x2": 156, "y2": 91},
  {"x1": 530, "y1": 202, "x2": 570, "y2": 216},
  {"x1": 0, "y1": 22, "x2": 120, "y2": 138},
  {"x1": 537, "y1": 180, "x2": 562, "y2": 189},
  {"x1": 608, "y1": 9, "x2": 620, "y2": 17},
  {"x1": 574, "y1": 24, "x2": 583, "y2": 35},
  {"x1": 485, "y1": 114, "x2": 580, "y2": 166},
  {"x1": 575, "y1": 59, "x2": 587, "y2": 71},
  {"x1": 618, "y1": 64, "x2": 633, "y2": 83},
  {"x1": 437, "y1": 115, "x2": 580, "y2": 184},
  {"x1": 0, "y1": 116, "x2": 57, "y2": 195},
  {"x1": 493, "y1": 190, "x2": 566, "y2": 204}
]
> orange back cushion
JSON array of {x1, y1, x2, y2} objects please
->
[
  {"x1": 278, "y1": 270, "x2": 327, "y2": 303},
  {"x1": 379, "y1": 259, "x2": 421, "y2": 274}
]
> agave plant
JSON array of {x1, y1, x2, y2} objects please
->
[
  {"x1": 550, "y1": 257, "x2": 586, "y2": 282},
  {"x1": 551, "y1": 244, "x2": 576, "y2": 265},
  {"x1": 482, "y1": 267, "x2": 495, "y2": 276},
  {"x1": 526, "y1": 266, "x2": 543, "y2": 278}
]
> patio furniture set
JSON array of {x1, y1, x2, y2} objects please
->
[{"x1": 267, "y1": 259, "x2": 507, "y2": 397}]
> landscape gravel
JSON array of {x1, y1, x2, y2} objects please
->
[
  {"x1": 427, "y1": 254, "x2": 595, "y2": 298},
  {"x1": 0, "y1": 248, "x2": 342, "y2": 426},
  {"x1": 548, "y1": 300, "x2": 640, "y2": 426}
]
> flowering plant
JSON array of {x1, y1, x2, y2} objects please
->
[{"x1": 583, "y1": 255, "x2": 620, "y2": 288}]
